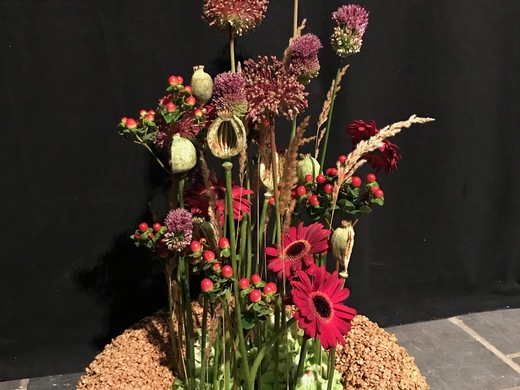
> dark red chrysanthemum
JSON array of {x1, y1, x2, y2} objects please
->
[
  {"x1": 242, "y1": 56, "x2": 307, "y2": 125},
  {"x1": 289, "y1": 266, "x2": 357, "y2": 349},
  {"x1": 266, "y1": 222, "x2": 330, "y2": 279},
  {"x1": 347, "y1": 119, "x2": 401, "y2": 173},
  {"x1": 184, "y1": 174, "x2": 253, "y2": 225}
]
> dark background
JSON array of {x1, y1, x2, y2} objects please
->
[{"x1": 1, "y1": 0, "x2": 519, "y2": 381}]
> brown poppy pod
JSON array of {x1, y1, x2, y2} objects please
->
[
  {"x1": 206, "y1": 114, "x2": 247, "y2": 159},
  {"x1": 330, "y1": 220, "x2": 355, "y2": 276}
]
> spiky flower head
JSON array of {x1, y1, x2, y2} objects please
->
[
  {"x1": 330, "y1": 4, "x2": 369, "y2": 57},
  {"x1": 163, "y1": 208, "x2": 193, "y2": 251},
  {"x1": 243, "y1": 56, "x2": 307, "y2": 125},
  {"x1": 287, "y1": 33, "x2": 323, "y2": 85},
  {"x1": 212, "y1": 71, "x2": 248, "y2": 117},
  {"x1": 202, "y1": 0, "x2": 269, "y2": 36}
]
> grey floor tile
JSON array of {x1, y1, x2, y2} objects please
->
[
  {"x1": 460, "y1": 308, "x2": 520, "y2": 356},
  {"x1": 387, "y1": 318, "x2": 520, "y2": 390},
  {"x1": 27, "y1": 373, "x2": 81, "y2": 389}
]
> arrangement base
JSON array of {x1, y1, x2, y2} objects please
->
[{"x1": 77, "y1": 311, "x2": 429, "y2": 389}]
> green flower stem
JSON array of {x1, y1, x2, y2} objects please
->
[
  {"x1": 249, "y1": 317, "x2": 297, "y2": 384},
  {"x1": 134, "y1": 135, "x2": 172, "y2": 178},
  {"x1": 222, "y1": 161, "x2": 252, "y2": 390},
  {"x1": 327, "y1": 348, "x2": 336, "y2": 390},
  {"x1": 319, "y1": 65, "x2": 342, "y2": 170},
  {"x1": 199, "y1": 297, "x2": 209, "y2": 390},
  {"x1": 289, "y1": 117, "x2": 297, "y2": 145},
  {"x1": 229, "y1": 29, "x2": 236, "y2": 72},
  {"x1": 212, "y1": 322, "x2": 221, "y2": 390},
  {"x1": 179, "y1": 255, "x2": 195, "y2": 390},
  {"x1": 269, "y1": 123, "x2": 282, "y2": 247},
  {"x1": 165, "y1": 265, "x2": 185, "y2": 382},
  {"x1": 257, "y1": 196, "x2": 270, "y2": 271},
  {"x1": 294, "y1": 336, "x2": 308, "y2": 383}
]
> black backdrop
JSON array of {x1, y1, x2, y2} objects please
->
[{"x1": 1, "y1": 0, "x2": 520, "y2": 381}]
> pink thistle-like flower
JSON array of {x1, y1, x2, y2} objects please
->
[
  {"x1": 331, "y1": 4, "x2": 369, "y2": 57},
  {"x1": 243, "y1": 56, "x2": 308, "y2": 125},
  {"x1": 163, "y1": 209, "x2": 193, "y2": 251},
  {"x1": 184, "y1": 174, "x2": 254, "y2": 225},
  {"x1": 266, "y1": 222, "x2": 330, "y2": 279},
  {"x1": 287, "y1": 33, "x2": 322, "y2": 85},
  {"x1": 347, "y1": 120, "x2": 401, "y2": 173},
  {"x1": 202, "y1": 0, "x2": 269, "y2": 36},
  {"x1": 212, "y1": 71, "x2": 248, "y2": 117},
  {"x1": 289, "y1": 266, "x2": 357, "y2": 349}
]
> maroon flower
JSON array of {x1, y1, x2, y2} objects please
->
[
  {"x1": 242, "y1": 56, "x2": 307, "y2": 125},
  {"x1": 184, "y1": 174, "x2": 253, "y2": 224},
  {"x1": 212, "y1": 71, "x2": 248, "y2": 117},
  {"x1": 347, "y1": 120, "x2": 401, "y2": 173},
  {"x1": 289, "y1": 266, "x2": 357, "y2": 349},
  {"x1": 266, "y1": 222, "x2": 330, "y2": 279}
]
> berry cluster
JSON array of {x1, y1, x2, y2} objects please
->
[
  {"x1": 131, "y1": 222, "x2": 169, "y2": 258},
  {"x1": 293, "y1": 155, "x2": 385, "y2": 220}
]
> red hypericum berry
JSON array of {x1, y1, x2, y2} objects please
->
[
  {"x1": 194, "y1": 108, "x2": 203, "y2": 118},
  {"x1": 176, "y1": 76, "x2": 184, "y2": 85},
  {"x1": 263, "y1": 282, "x2": 277, "y2": 295},
  {"x1": 269, "y1": 196, "x2": 275, "y2": 205},
  {"x1": 203, "y1": 250, "x2": 215, "y2": 262},
  {"x1": 316, "y1": 174, "x2": 326, "y2": 185},
  {"x1": 221, "y1": 265, "x2": 233, "y2": 278},
  {"x1": 138, "y1": 222, "x2": 149, "y2": 232},
  {"x1": 308, "y1": 195, "x2": 319, "y2": 207},
  {"x1": 186, "y1": 96, "x2": 196, "y2": 106},
  {"x1": 296, "y1": 185, "x2": 307, "y2": 197},
  {"x1": 324, "y1": 184, "x2": 334, "y2": 194},
  {"x1": 139, "y1": 109, "x2": 147, "y2": 117},
  {"x1": 200, "y1": 278, "x2": 213, "y2": 292},
  {"x1": 218, "y1": 237, "x2": 230, "y2": 249},
  {"x1": 152, "y1": 223, "x2": 162, "y2": 232},
  {"x1": 168, "y1": 75, "x2": 179, "y2": 85},
  {"x1": 370, "y1": 186, "x2": 379, "y2": 194},
  {"x1": 251, "y1": 274, "x2": 262, "y2": 285},
  {"x1": 126, "y1": 118, "x2": 137, "y2": 129},
  {"x1": 134, "y1": 231, "x2": 141, "y2": 240},
  {"x1": 212, "y1": 262, "x2": 221, "y2": 271},
  {"x1": 120, "y1": 117, "x2": 128, "y2": 124},
  {"x1": 291, "y1": 190, "x2": 297, "y2": 199},
  {"x1": 374, "y1": 189, "x2": 384, "y2": 198},
  {"x1": 166, "y1": 102, "x2": 176, "y2": 112},
  {"x1": 249, "y1": 289, "x2": 262, "y2": 303},
  {"x1": 182, "y1": 86, "x2": 192, "y2": 94},
  {"x1": 148, "y1": 233, "x2": 154, "y2": 239},
  {"x1": 158, "y1": 247, "x2": 169, "y2": 258},
  {"x1": 366, "y1": 173, "x2": 376, "y2": 183},
  {"x1": 328, "y1": 168, "x2": 338, "y2": 177},
  {"x1": 304, "y1": 174, "x2": 314, "y2": 183},
  {"x1": 338, "y1": 154, "x2": 348, "y2": 164},
  {"x1": 156, "y1": 238, "x2": 166, "y2": 248},
  {"x1": 190, "y1": 240, "x2": 202, "y2": 253},
  {"x1": 145, "y1": 113, "x2": 155, "y2": 121},
  {"x1": 238, "y1": 278, "x2": 250, "y2": 290},
  {"x1": 351, "y1": 176, "x2": 361, "y2": 187}
]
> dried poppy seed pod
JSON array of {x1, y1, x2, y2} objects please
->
[
  {"x1": 259, "y1": 149, "x2": 284, "y2": 194},
  {"x1": 296, "y1": 154, "x2": 320, "y2": 183},
  {"x1": 331, "y1": 220, "x2": 355, "y2": 272},
  {"x1": 170, "y1": 134, "x2": 197, "y2": 173},
  {"x1": 191, "y1": 65, "x2": 213, "y2": 105},
  {"x1": 206, "y1": 113, "x2": 247, "y2": 159}
]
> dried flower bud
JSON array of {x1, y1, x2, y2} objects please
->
[
  {"x1": 330, "y1": 220, "x2": 355, "y2": 272},
  {"x1": 191, "y1": 65, "x2": 213, "y2": 105},
  {"x1": 170, "y1": 134, "x2": 197, "y2": 173},
  {"x1": 206, "y1": 113, "x2": 247, "y2": 159},
  {"x1": 259, "y1": 149, "x2": 284, "y2": 194},
  {"x1": 296, "y1": 154, "x2": 320, "y2": 183}
]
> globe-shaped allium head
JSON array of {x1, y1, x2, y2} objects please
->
[
  {"x1": 330, "y1": 4, "x2": 369, "y2": 57},
  {"x1": 287, "y1": 33, "x2": 323, "y2": 84},
  {"x1": 203, "y1": 0, "x2": 269, "y2": 36},
  {"x1": 212, "y1": 71, "x2": 248, "y2": 117}
]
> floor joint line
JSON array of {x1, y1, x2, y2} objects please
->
[{"x1": 448, "y1": 316, "x2": 520, "y2": 375}]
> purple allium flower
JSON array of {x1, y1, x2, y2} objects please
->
[
  {"x1": 203, "y1": 0, "x2": 269, "y2": 36},
  {"x1": 331, "y1": 4, "x2": 369, "y2": 57},
  {"x1": 212, "y1": 71, "x2": 248, "y2": 117},
  {"x1": 288, "y1": 33, "x2": 322, "y2": 84},
  {"x1": 163, "y1": 208, "x2": 193, "y2": 251},
  {"x1": 242, "y1": 56, "x2": 308, "y2": 125}
]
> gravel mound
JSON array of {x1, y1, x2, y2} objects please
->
[{"x1": 77, "y1": 312, "x2": 428, "y2": 389}]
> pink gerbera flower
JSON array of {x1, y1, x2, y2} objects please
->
[
  {"x1": 289, "y1": 266, "x2": 357, "y2": 349},
  {"x1": 266, "y1": 222, "x2": 330, "y2": 279}
]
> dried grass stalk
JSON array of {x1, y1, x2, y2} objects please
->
[{"x1": 199, "y1": 151, "x2": 221, "y2": 239}]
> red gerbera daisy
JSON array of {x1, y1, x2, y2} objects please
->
[
  {"x1": 184, "y1": 174, "x2": 253, "y2": 224},
  {"x1": 266, "y1": 222, "x2": 330, "y2": 279},
  {"x1": 289, "y1": 266, "x2": 357, "y2": 349}
]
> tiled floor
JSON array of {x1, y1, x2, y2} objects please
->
[{"x1": 1, "y1": 308, "x2": 519, "y2": 390}]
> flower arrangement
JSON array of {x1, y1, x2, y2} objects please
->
[{"x1": 117, "y1": 1, "x2": 433, "y2": 389}]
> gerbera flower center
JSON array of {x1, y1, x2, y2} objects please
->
[
  {"x1": 310, "y1": 292, "x2": 333, "y2": 321},
  {"x1": 283, "y1": 240, "x2": 311, "y2": 262}
]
